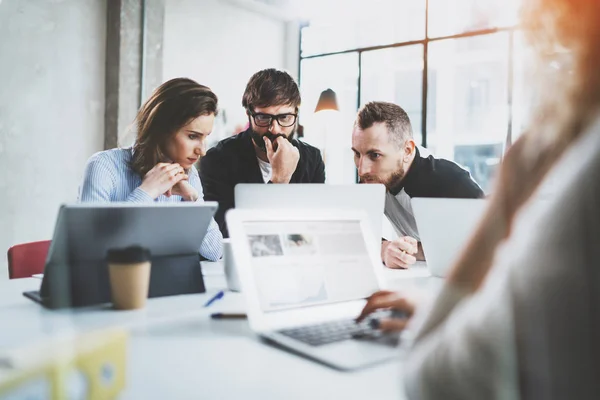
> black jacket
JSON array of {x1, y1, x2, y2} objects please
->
[
  {"x1": 393, "y1": 147, "x2": 484, "y2": 198},
  {"x1": 199, "y1": 129, "x2": 325, "y2": 237}
]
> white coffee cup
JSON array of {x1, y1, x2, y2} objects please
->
[{"x1": 223, "y1": 239, "x2": 241, "y2": 292}]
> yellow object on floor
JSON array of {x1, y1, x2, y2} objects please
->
[{"x1": 0, "y1": 329, "x2": 128, "y2": 400}]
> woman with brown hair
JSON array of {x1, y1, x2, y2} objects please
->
[
  {"x1": 358, "y1": 0, "x2": 600, "y2": 398},
  {"x1": 79, "y1": 77, "x2": 222, "y2": 261}
]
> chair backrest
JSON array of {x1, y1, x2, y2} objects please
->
[{"x1": 7, "y1": 240, "x2": 51, "y2": 279}]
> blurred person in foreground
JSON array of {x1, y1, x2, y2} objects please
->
[{"x1": 358, "y1": 0, "x2": 600, "y2": 398}]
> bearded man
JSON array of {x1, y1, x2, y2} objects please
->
[
  {"x1": 351, "y1": 102, "x2": 484, "y2": 269},
  {"x1": 200, "y1": 69, "x2": 325, "y2": 237}
]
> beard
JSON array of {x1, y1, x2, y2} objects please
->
[
  {"x1": 359, "y1": 162, "x2": 406, "y2": 193},
  {"x1": 249, "y1": 123, "x2": 296, "y2": 153}
]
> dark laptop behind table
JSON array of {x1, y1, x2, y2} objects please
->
[{"x1": 24, "y1": 202, "x2": 218, "y2": 309}]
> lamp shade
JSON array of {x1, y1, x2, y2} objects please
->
[{"x1": 314, "y1": 88, "x2": 339, "y2": 112}]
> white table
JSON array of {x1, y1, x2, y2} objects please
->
[{"x1": 0, "y1": 262, "x2": 442, "y2": 399}]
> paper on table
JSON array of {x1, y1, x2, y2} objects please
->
[
  {"x1": 381, "y1": 261, "x2": 431, "y2": 279},
  {"x1": 201, "y1": 261, "x2": 225, "y2": 277},
  {"x1": 32, "y1": 274, "x2": 44, "y2": 280},
  {"x1": 208, "y1": 292, "x2": 246, "y2": 314}
]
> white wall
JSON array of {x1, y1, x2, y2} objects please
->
[
  {"x1": 163, "y1": 0, "x2": 293, "y2": 143},
  {"x1": 0, "y1": 0, "x2": 106, "y2": 279}
]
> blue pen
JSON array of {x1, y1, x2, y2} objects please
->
[{"x1": 204, "y1": 290, "x2": 225, "y2": 307}]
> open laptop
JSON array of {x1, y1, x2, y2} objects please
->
[
  {"x1": 24, "y1": 202, "x2": 218, "y2": 309},
  {"x1": 234, "y1": 184, "x2": 385, "y2": 251},
  {"x1": 411, "y1": 198, "x2": 487, "y2": 278},
  {"x1": 226, "y1": 208, "x2": 400, "y2": 371}
]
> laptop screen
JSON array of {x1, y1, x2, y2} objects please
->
[{"x1": 243, "y1": 220, "x2": 379, "y2": 312}]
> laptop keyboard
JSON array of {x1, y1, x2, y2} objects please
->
[{"x1": 278, "y1": 318, "x2": 377, "y2": 347}]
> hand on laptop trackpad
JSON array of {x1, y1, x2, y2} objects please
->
[
  {"x1": 352, "y1": 331, "x2": 400, "y2": 347},
  {"x1": 351, "y1": 310, "x2": 404, "y2": 344}
]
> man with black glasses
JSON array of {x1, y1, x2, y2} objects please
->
[{"x1": 200, "y1": 68, "x2": 325, "y2": 236}]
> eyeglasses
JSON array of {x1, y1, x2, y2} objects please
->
[{"x1": 249, "y1": 111, "x2": 298, "y2": 128}]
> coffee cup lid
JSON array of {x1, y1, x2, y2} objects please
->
[{"x1": 106, "y1": 245, "x2": 151, "y2": 264}]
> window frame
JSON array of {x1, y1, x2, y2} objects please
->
[{"x1": 298, "y1": 0, "x2": 518, "y2": 149}]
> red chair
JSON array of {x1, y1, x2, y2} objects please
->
[{"x1": 7, "y1": 240, "x2": 51, "y2": 279}]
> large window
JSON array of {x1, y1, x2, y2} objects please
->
[
  {"x1": 361, "y1": 45, "x2": 424, "y2": 146},
  {"x1": 427, "y1": 33, "x2": 510, "y2": 188},
  {"x1": 299, "y1": 0, "x2": 522, "y2": 192},
  {"x1": 300, "y1": 54, "x2": 359, "y2": 184}
]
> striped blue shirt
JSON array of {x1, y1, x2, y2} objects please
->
[{"x1": 79, "y1": 148, "x2": 223, "y2": 261}]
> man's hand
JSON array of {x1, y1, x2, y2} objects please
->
[
  {"x1": 168, "y1": 180, "x2": 199, "y2": 202},
  {"x1": 264, "y1": 136, "x2": 300, "y2": 183},
  {"x1": 381, "y1": 236, "x2": 418, "y2": 269},
  {"x1": 356, "y1": 290, "x2": 416, "y2": 332}
]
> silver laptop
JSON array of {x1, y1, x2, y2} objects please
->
[
  {"x1": 234, "y1": 184, "x2": 385, "y2": 252},
  {"x1": 226, "y1": 208, "x2": 400, "y2": 371},
  {"x1": 411, "y1": 198, "x2": 487, "y2": 277}
]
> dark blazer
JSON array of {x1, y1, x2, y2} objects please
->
[
  {"x1": 199, "y1": 129, "x2": 325, "y2": 237},
  {"x1": 399, "y1": 147, "x2": 485, "y2": 199}
]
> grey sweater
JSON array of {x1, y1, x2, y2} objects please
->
[{"x1": 404, "y1": 118, "x2": 600, "y2": 400}]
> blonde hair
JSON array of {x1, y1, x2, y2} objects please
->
[{"x1": 520, "y1": 0, "x2": 600, "y2": 163}]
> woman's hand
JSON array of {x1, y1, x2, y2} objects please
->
[
  {"x1": 356, "y1": 290, "x2": 416, "y2": 332},
  {"x1": 168, "y1": 180, "x2": 199, "y2": 202},
  {"x1": 139, "y1": 163, "x2": 187, "y2": 199}
]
